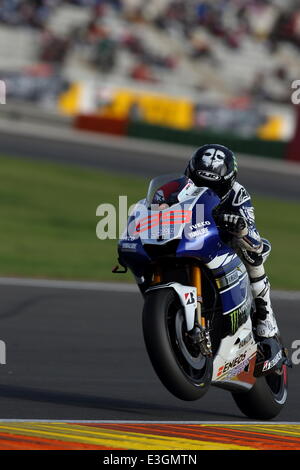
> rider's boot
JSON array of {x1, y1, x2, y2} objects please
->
[
  {"x1": 251, "y1": 275, "x2": 285, "y2": 372},
  {"x1": 251, "y1": 275, "x2": 278, "y2": 338}
]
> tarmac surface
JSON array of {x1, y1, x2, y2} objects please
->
[
  {"x1": 0, "y1": 127, "x2": 299, "y2": 201},
  {"x1": 0, "y1": 283, "x2": 298, "y2": 421}
]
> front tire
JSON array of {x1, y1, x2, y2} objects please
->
[
  {"x1": 232, "y1": 365, "x2": 288, "y2": 419},
  {"x1": 142, "y1": 288, "x2": 213, "y2": 401}
]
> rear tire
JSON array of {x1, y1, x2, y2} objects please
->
[
  {"x1": 142, "y1": 288, "x2": 213, "y2": 401},
  {"x1": 232, "y1": 365, "x2": 288, "y2": 419}
]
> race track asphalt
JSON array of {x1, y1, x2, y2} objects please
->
[
  {"x1": 1, "y1": 129, "x2": 300, "y2": 201},
  {"x1": 0, "y1": 284, "x2": 298, "y2": 421}
]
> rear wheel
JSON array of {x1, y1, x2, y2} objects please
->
[
  {"x1": 142, "y1": 288, "x2": 213, "y2": 401},
  {"x1": 232, "y1": 365, "x2": 288, "y2": 419}
]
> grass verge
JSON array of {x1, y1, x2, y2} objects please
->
[{"x1": 0, "y1": 154, "x2": 299, "y2": 290}]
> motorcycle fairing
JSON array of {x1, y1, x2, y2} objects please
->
[
  {"x1": 119, "y1": 186, "x2": 252, "y2": 322},
  {"x1": 207, "y1": 257, "x2": 252, "y2": 319},
  {"x1": 211, "y1": 314, "x2": 257, "y2": 389},
  {"x1": 146, "y1": 282, "x2": 198, "y2": 332}
]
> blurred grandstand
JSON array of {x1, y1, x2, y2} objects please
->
[{"x1": 0, "y1": 0, "x2": 299, "y2": 140}]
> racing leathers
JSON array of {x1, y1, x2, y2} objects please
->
[{"x1": 213, "y1": 181, "x2": 278, "y2": 339}]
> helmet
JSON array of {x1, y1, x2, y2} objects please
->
[{"x1": 184, "y1": 144, "x2": 237, "y2": 198}]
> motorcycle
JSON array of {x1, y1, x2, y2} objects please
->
[{"x1": 113, "y1": 174, "x2": 290, "y2": 419}]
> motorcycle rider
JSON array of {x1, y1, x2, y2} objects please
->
[{"x1": 184, "y1": 144, "x2": 279, "y2": 343}]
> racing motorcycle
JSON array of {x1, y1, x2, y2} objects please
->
[{"x1": 113, "y1": 174, "x2": 290, "y2": 419}]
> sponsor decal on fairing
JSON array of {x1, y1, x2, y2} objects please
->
[
  {"x1": 238, "y1": 332, "x2": 253, "y2": 349},
  {"x1": 262, "y1": 350, "x2": 283, "y2": 372},
  {"x1": 216, "y1": 352, "x2": 248, "y2": 379}
]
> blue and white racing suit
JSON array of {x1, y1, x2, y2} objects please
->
[{"x1": 215, "y1": 181, "x2": 278, "y2": 338}]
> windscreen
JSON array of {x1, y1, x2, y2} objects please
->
[{"x1": 146, "y1": 174, "x2": 188, "y2": 208}]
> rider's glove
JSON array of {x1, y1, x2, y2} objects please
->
[{"x1": 215, "y1": 213, "x2": 248, "y2": 237}]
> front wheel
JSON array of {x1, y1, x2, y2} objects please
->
[
  {"x1": 232, "y1": 365, "x2": 288, "y2": 419},
  {"x1": 142, "y1": 288, "x2": 213, "y2": 401}
]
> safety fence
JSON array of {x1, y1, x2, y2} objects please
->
[{"x1": 74, "y1": 115, "x2": 290, "y2": 161}]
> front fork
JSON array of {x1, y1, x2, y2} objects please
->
[
  {"x1": 191, "y1": 265, "x2": 203, "y2": 327},
  {"x1": 151, "y1": 265, "x2": 204, "y2": 325},
  {"x1": 190, "y1": 265, "x2": 212, "y2": 355},
  {"x1": 151, "y1": 264, "x2": 212, "y2": 356}
]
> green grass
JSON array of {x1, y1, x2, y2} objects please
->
[
  {"x1": 252, "y1": 196, "x2": 300, "y2": 290},
  {"x1": 0, "y1": 154, "x2": 299, "y2": 290},
  {"x1": 0, "y1": 155, "x2": 147, "y2": 283}
]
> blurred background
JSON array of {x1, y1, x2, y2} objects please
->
[{"x1": 1, "y1": 0, "x2": 300, "y2": 140}]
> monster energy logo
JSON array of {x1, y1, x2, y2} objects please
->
[
  {"x1": 229, "y1": 298, "x2": 250, "y2": 334},
  {"x1": 230, "y1": 309, "x2": 240, "y2": 334}
]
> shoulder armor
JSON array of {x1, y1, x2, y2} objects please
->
[{"x1": 231, "y1": 182, "x2": 251, "y2": 207}]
